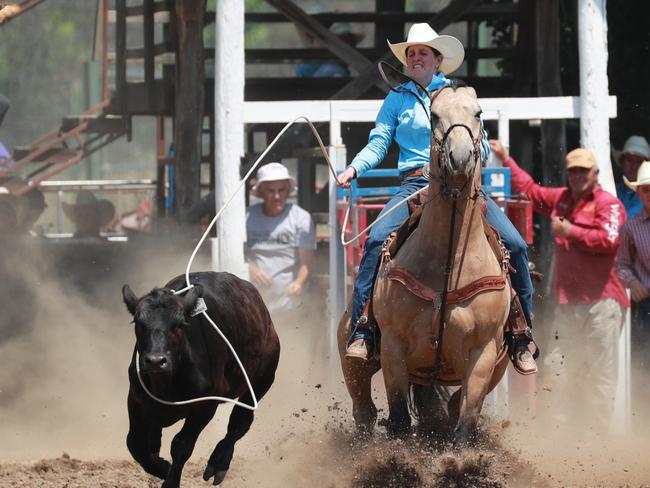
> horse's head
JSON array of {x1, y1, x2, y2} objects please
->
[{"x1": 429, "y1": 84, "x2": 483, "y2": 193}]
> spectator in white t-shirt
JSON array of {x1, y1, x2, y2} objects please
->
[{"x1": 246, "y1": 162, "x2": 316, "y2": 313}]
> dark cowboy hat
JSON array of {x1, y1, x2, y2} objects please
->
[
  {"x1": 0, "y1": 178, "x2": 46, "y2": 233},
  {"x1": 62, "y1": 190, "x2": 115, "y2": 228}
]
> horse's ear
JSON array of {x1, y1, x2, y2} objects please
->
[
  {"x1": 183, "y1": 284, "x2": 204, "y2": 316},
  {"x1": 122, "y1": 284, "x2": 139, "y2": 316}
]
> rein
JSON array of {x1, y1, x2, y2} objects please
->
[
  {"x1": 432, "y1": 196, "x2": 457, "y2": 381},
  {"x1": 427, "y1": 85, "x2": 484, "y2": 381},
  {"x1": 378, "y1": 61, "x2": 431, "y2": 115}
]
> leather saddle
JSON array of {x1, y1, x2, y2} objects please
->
[{"x1": 362, "y1": 195, "x2": 537, "y2": 379}]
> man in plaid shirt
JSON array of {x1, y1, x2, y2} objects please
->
[
  {"x1": 616, "y1": 160, "x2": 650, "y2": 414},
  {"x1": 490, "y1": 140, "x2": 629, "y2": 432}
]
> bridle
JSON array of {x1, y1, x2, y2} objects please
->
[{"x1": 428, "y1": 84, "x2": 484, "y2": 201}]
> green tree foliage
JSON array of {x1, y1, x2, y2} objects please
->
[{"x1": 0, "y1": 1, "x2": 96, "y2": 147}]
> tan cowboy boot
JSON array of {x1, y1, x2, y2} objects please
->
[
  {"x1": 345, "y1": 338, "x2": 369, "y2": 360},
  {"x1": 346, "y1": 301, "x2": 374, "y2": 360},
  {"x1": 513, "y1": 340, "x2": 537, "y2": 375},
  {"x1": 507, "y1": 295, "x2": 539, "y2": 375}
]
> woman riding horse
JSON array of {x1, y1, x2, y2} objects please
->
[{"x1": 337, "y1": 23, "x2": 537, "y2": 373}]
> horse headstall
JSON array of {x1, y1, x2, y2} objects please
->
[{"x1": 427, "y1": 85, "x2": 484, "y2": 199}]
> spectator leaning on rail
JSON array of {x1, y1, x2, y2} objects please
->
[
  {"x1": 490, "y1": 140, "x2": 629, "y2": 431},
  {"x1": 615, "y1": 161, "x2": 650, "y2": 408},
  {"x1": 615, "y1": 135, "x2": 650, "y2": 218},
  {"x1": 246, "y1": 162, "x2": 316, "y2": 317},
  {"x1": 62, "y1": 190, "x2": 115, "y2": 239},
  {"x1": 337, "y1": 22, "x2": 538, "y2": 375}
]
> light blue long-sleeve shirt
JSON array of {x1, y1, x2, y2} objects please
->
[{"x1": 349, "y1": 73, "x2": 490, "y2": 177}]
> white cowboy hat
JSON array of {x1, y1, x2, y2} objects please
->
[
  {"x1": 388, "y1": 23, "x2": 465, "y2": 75},
  {"x1": 251, "y1": 162, "x2": 296, "y2": 196},
  {"x1": 622, "y1": 135, "x2": 650, "y2": 159},
  {"x1": 612, "y1": 135, "x2": 650, "y2": 164},
  {"x1": 624, "y1": 161, "x2": 650, "y2": 191}
]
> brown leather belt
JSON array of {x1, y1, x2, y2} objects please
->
[{"x1": 401, "y1": 166, "x2": 425, "y2": 178}]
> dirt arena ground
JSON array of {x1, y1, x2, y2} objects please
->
[{"x1": 1, "y1": 245, "x2": 649, "y2": 487}]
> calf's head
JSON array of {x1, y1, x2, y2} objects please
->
[{"x1": 122, "y1": 284, "x2": 203, "y2": 375}]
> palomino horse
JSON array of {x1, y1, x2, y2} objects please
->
[{"x1": 338, "y1": 84, "x2": 511, "y2": 444}]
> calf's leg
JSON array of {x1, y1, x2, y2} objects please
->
[
  {"x1": 162, "y1": 405, "x2": 217, "y2": 488},
  {"x1": 204, "y1": 369, "x2": 276, "y2": 485},
  {"x1": 126, "y1": 394, "x2": 170, "y2": 479}
]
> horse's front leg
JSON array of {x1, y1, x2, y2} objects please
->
[
  {"x1": 454, "y1": 341, "x2": 497, "y2": 446},
  {"x1": 381, "y1": 332, "x2": 411, "y2": 438},
  {"x1": 339, "y1": 312, "x2": 381, "y2": 433}
]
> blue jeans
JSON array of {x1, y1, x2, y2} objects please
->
[
  {"x1": 351, "y1": 177, "x2": 533, "y2": 334},
  {"x1": 485, "y1": 194, "x2": 533, "y2": 328}
]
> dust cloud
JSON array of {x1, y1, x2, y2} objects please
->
[
  {"x1": 0, "y1": 240, "x2": 146, "y2": 459},
  {"x1": 0, "y1": 238, "x2": 649, "y2": 487}
]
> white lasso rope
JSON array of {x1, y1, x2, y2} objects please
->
[
  {"x1": 137, "y1": 116, "x2": 429, "y2": 408},
  {"x1": 138, "y1": 116, "x2": 370, "y2": 410}
]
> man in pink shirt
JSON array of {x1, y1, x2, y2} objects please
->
[{"x1": 490, "y1": 140, "x2": 629, "y2": 432}]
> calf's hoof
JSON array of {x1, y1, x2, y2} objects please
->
[
  {"x1": 150, "y1": 458, "x2": 171, "y2": 479},
  {"x1": 203, "y1": 465, "x2": 228, "y2": 485},
  {"x1": 213, "y1": 470, "x2": 228, "y2": 485},
  {"x1": 203, "y1": 464, "x2": 228, "y2": 485},
  {"x1": 161, "y1": 479, "x2": 179, "y2": 488}
]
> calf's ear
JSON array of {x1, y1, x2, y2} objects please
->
[
  {"x1": 183, "y1": 284, "x2": 204, "y2": 316},
  {"x1": 122, "y1": 284, "x2": 139, "y2": 316}
]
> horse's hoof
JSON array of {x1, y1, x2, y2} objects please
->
[{"x1": 452, "y1": 432, "x2": 477, "y2": 449}]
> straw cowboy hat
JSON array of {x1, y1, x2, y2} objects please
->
[
  {"x1": 624, "y1": 161, "x2": 650, "y2": 191},
  {"x1": 388, "y1": 23, "x2": 465, "y2": 75},
  {"x1": 63, "y1": 190, "x2": 115, "y2": 228},
  {"x1": 251, "y1": 162, "x2": 296, "y2": 197}
]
